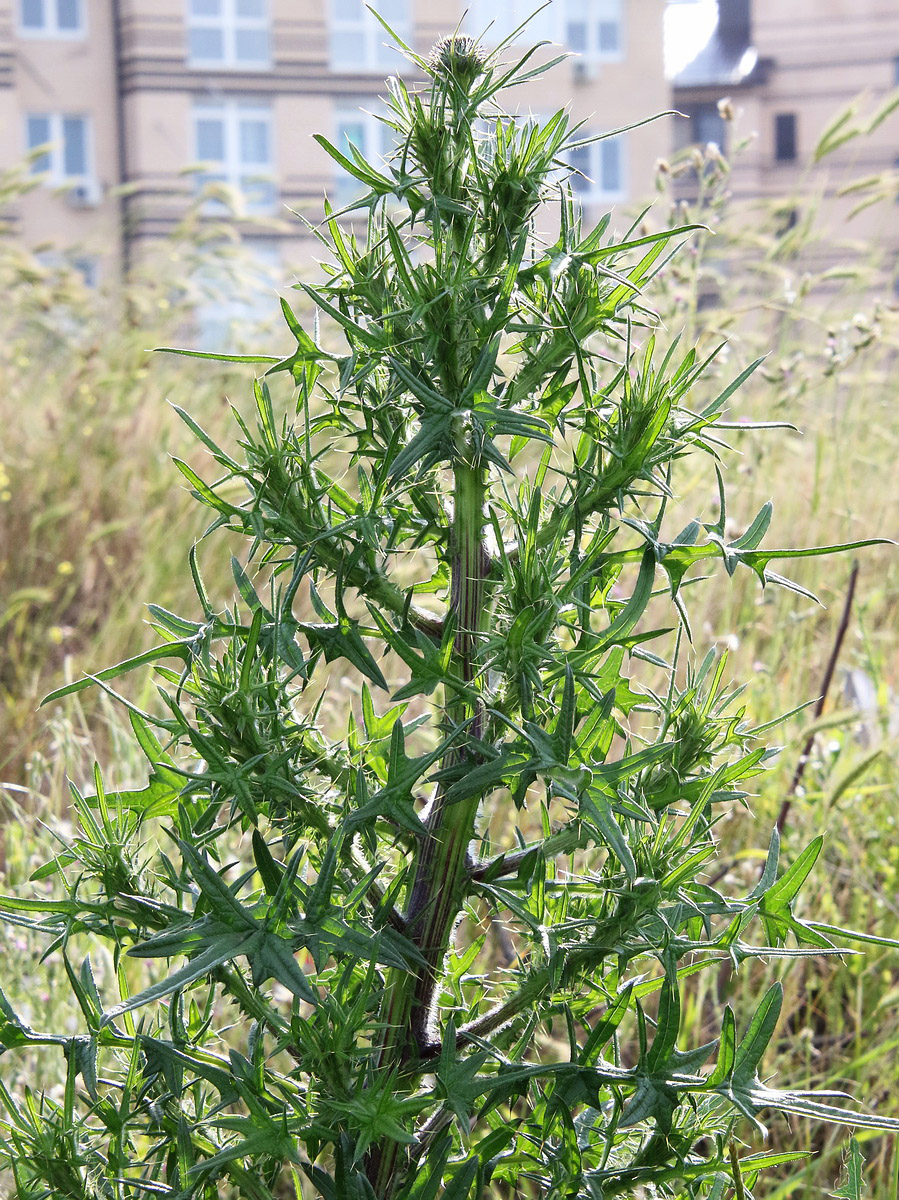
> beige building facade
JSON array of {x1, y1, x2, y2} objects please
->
[
  {"x1": 672, "y1": 0, "x2": 899, "y2": 259},
  {"x1": 0, "y1": 0, "x2": 669, "y2": 286}
]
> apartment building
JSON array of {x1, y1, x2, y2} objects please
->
[
  {"x1": 0, "y1": 0, "x2": 669, "y2": 287},
  {"x1": 672, "y1": 0, "x2": 899, "y2": 254}
]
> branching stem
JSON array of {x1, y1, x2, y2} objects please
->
[{"x1": 369, "y1": 434, "x2": 489, "y2": 1196}]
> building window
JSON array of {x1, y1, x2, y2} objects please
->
[
  {"x1": 774, "y1": 113, "x2": 797, "y2": 162},
  {"x1": 187, "y1": 0, "x2": 270, "y2": 68},
  {"x1": 469, "y1": 0, "x2": 623, "y2": 56},
  {"x1": 71, "y1": 256, "x2": 99, "y2": 287},
  {"x1": 26, "y1": 113, "x2": 93, "y2": 183},
  {"x1": 569, "y1": 134, "x2": 626, "y2": 204},
  {"x1": 333, "y1": 100, "x2": 395, "y2": 202},
  {"x1": 195, "y1": 238, "x2": 280, "y2": 349},
  {"x1": 466, "y1": 0, "x2": 556, "y2": 45},
  {"x1": 565, "y1": 0, "x2": 623, "y2": 62},
  {"x1": 329, "y1": 0, "x2": 410, "y2": 71},
  {"x1": 193, "y1": 100, "x2": 276, "y2": 213},
  {"x1": 692, "y1": 102, "x2": 725, "y2": 149},
  {"x1": 19, "y1": 0, "x2": 83, "y2": 35}
]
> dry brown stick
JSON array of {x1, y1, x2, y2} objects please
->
[
  {"x1": 707, "y1": 562, "x2": 860, "y2": 888},
  {"x1": 774, "y1": 559, "x2": 860, "y2": 837}
]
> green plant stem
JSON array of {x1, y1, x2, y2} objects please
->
[
  {"x1": 369, "y1": 441, "x2": 488, "y2": 1197},
  {"x1": 469, "y1": 822, "x2": 589, "y2": 882},
  {"x1": 405, "y1": 445, "x2": 488, "y2": 1042}
]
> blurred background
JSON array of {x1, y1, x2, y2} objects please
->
[
  {"x1": 1, "y1": 2, "x2": 899, "y2": 1194},
  {"x1": 2, "y1": 1, "x2": 898, "y2": 290}
]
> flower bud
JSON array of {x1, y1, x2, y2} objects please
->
[{"x1": 427, "y1": 35, "x2": 486, "y2": 87}]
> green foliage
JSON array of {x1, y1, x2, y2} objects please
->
[
  {"x1": 1, "y1": 30, "x2": 897, "y2": 1200},
  {"x1": 831, "y1": 1138, "x2": 866, "y2": 1200}
]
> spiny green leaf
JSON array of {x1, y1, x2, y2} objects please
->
[
  {"x1": 105, "y1": 933, "x2": 259, "y2": 1026},
  {"x1": 299, "y1": 619, "x2": 388, "y2": 690},
  {"x1": 581, "y1": 786, "x2": 637, "y2": 880},
  {"x1": 707, "y1": 1007, "x2": 736, "y2": 1087},
  {"x1": 832, "y1": 1138, "x2": 866, "y2": 1200},
  {"x1": 645, "y1": 967, "x2": 681, "y2": 1072},
  {"x1": 41, "y1": 641, "x2": 193, "y2": 705},
  {"x1": 732, "y1": 983, "x2": 783, "y2": 1083}
]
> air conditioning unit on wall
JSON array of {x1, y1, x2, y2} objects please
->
[
  {"x1": 573, "y1": 58, "x2": 599, "y2": 85},
  {"x1": 66, "y1": 180, "x2": 102, "y2": 209}
]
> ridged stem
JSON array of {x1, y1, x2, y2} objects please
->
[{"x1": 368, "y1": 430, "x2": 487, "y2": 1197}]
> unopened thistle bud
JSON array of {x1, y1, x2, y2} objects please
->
[{"x1": 427, "y1": 34, "x2": 486, "y2": 87}]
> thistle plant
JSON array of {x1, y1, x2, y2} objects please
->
[{"x1": 2, "y1": 30, "x2": 898, "y2": 1200}]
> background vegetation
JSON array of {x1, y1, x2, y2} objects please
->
[{"x1": 0, "y1": 99, "x2": 897, "y2": 1196}]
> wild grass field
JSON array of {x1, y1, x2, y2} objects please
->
[{"x1": 0, "y1": 129, "x2": 897, "y2": 1196}]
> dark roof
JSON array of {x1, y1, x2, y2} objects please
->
[{"x1": 672, "y1": 0, "x2": 759, "y2": 90}]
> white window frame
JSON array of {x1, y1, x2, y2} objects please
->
[
  {"x1": 465, "y1": 0, "x2": 555, "y2": 47},
  {"x1": 569, "y1": 134, "x2": 627, "y2": 206},
  {"x1": 333, "y1": 98, "x2": 395, "y2": 202},
  {"x1": 564, "y1": 0, "x2": 624, "y2": 64},
  {"x1": 195, "y1": 237, "x2": 281, "y2": 349},
  {"x1": 329, "y1": 0, "x2": 411, "y2": 72},
  {"x1": 26, "y1": 112, "x2": 94, "y2": 185},
  {"x1": 18, "y1": 0, "x2": 85, "y2": 38},
  {"x1": 192, "y1": 99, "x2": 277, "y2": 214},
  {"x1": 466, "y1": 0, "x2": 623, "y2": 60},
  {"x1": 195, "y1": 234, "x2": 280, "y2": 348},
  {"x1": 187, "y1": 0, "x2": 270, "y2": 69}
]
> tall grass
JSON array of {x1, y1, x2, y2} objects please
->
[
  {"x1": 651, "y1": 126, "x2": 899, "y2": 1194},
  {"x1": 0, "y1": 175, "x2": 284, "y2": 791}
]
